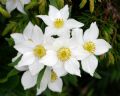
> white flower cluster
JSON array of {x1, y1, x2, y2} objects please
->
[{"x1": 11, "y1": 5, "x2": 111, "y2": 95}]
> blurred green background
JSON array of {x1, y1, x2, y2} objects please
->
[{"x1": 0, "y1": 0, "x2": 120, "y2": 96}]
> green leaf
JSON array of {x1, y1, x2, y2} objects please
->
[
  {"x1": 94, "y1": 72, "x2": 102, "y2": 79},
  {"x1": 79, "y1": 0, "x2": 87, "y2": 9},
  {"x1": 2, "y1": 21, "x2": 16, "y2": 36},
  {"x1": 49, "y1": 0, "x2": 64, "y2": 9},
  {"x1": 25, "y1": 2, "x2": 38, "y2": 10},
  {"x1": 0, "y1": 69, "x2": 19, "y2": 83},
  {"x1": 0, "y1": 6, "x2": 10, "y2": 18},
  {"x1": 37, "y1": 67, "x2": 45, "y2": 88}
]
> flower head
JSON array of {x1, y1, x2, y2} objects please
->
[
  {"x1": 37, "y1": 5, "x2": 84, "y2": 38},
  {"x1": 11, "y1": 22, "x2": 57, "y2": 76},
  {"x1": 72, "y1": 22, "x2": 111, "y2": 76},
  {"x1": 50, "y1": 38, "x2": 81, "y2": 77}
]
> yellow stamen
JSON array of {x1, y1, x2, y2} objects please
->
[
  {"x1": 83, "y1": 41, "x2": 96, "y2": 53},
  {"x1": 54, "y1": 18, "x2": 64, "y2": 29},
  {"x1": 51, "y1": 71, "x2": 57, "y2": 82},
  {"x1": 33, "y1": 45, "x2": 46, "y2": 58},
  {"x1": 57, "y1": 47, "x2": 71, "y2": 62}
]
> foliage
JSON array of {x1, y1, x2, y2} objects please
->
[{"x1": 0, "y1": 0, "x2": 120, "y2": 96}]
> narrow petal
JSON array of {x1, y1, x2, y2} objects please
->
[
  {"x1": 29, "y1": 59, "x2": 44, "y2": 76},
  {"x1": 22, "y1": 0, "x2": 30, "y2": 4},
  {"x1": 11, "y1": 33, "x2": 25, "y2": 44},
  {"x1": 23, "y1": 22, "x2": 34, "y2": 39},
  {"x1": 37, "y1": 67, "x2": 51, "y2": 95},
  {"x1": 21, "y1": 71, "x2": 37, "y2": 90},
  {"x1": 40, "y1": 50, "x2": 58, "y2": 66},
  {"x1": 66, "y1": 19, "x2": 84, "y2": 29},
  {"x1": 17, "y1": 52, "x2": 35, "y2": 67},
  {"x1": 81, "y1": 55, "x2": 98, "y2": 76},
  {"x1": 94, "y1": 39, "x2": 111, "y2": 55},
  {"x1": 83, "y1": 22, "x2": 99, "y2": 41},
  {"x1": 14, "y1": 41, "x2": 34, "y2": 54},
  {"x1": 36, "y1": 15, "x2": 52, "y2": 26},
  {"x1": 32, "y1": 25, "x2": 44, "y2": 44},
  {"x1": 71, "y1": 28, "x2": 84, "y2": 44},
  {"x1": 53, "y1": 61, "x2": 67, "y2": 77},
  {"x1": 15, "y1": 65, "x2": 28, "y2": 71},
  {"x1": 64, "y1": 58, "x2": 81, "y2": 76},
  {"x1": 6, "y1": 0, "x2": 16, "y2": 13},
  {"x1": 48, "y1": 78, "x2": 63, "y2": 92},
  {"x1": 12, "y1": 53, "x2": 21, "y2": 62},
  {"x1": 16, "y1": 0, "x2": 26, "y2": 14},
  {"x1": 60, "y1": 5, "x2": 69, "y2": 20},
  {"x1": 48, "y1": 5, "x2": 59, "y2": 20}
]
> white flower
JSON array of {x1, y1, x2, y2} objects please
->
[
  {"x1": 11, "y1": 23, "x2": 57, "y2": 76},
  {"x1": 21, "y1": 70, "x2": 37, "y2": 90},
  {"x1": 37, "y1": 67, "x2": 63, "y2": 95},
  {"x1": 37, "y1": 5, "x2": 84, "y2": 38},
  {"x1": 50, "y1": 38, "x2": 81, "y2": 77},
  {"x1": 72, "y1": 22, "x2": 112, "y2": 76},
  {"x1": 6, "y1": 0, "x2": 30, "y2": 14}
]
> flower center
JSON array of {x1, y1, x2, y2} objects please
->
[
  {"x1": 51, "y1": 71, "x2": 57, "y2": 82},
  {"x1": 57, "y1": 47, "x2": 71, "y2": 61},
  {"x1": 54, "y1": 18, "x2": 64, "y2": 29},
  {"x1": 83, "y1": 41, "x2": 96, "y2": 53},
  {"x1": 33, "y1": 45, "x2": 46, "y2": 58}
]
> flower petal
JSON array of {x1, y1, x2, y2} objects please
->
[
  {"x1": 23, "y1": 22, "x2": 34, "y2": 39},
  {"x1": 17, "y1": 52, "x2": 35, "y2": 67},
  {"x1": 29, "y1": 59, "x2": 44, "y2": 76},
  {"x1": 40, "y1": 50, "x2": 58, "y2": 66},
  {"x1": 94, "y1": 39, "x2": 111, "y2": 55},
  {"x1": 16, "y1": 0, "x2": 26, "y2": 14},
  {"x1": 66, "y1": 19, "x2": 84, "y2": 29},
  {"x1": 64, "y1": 58, "x2": 81, "y2": 76},
  {"x1": 21, "y1": 71, "x2": 37, "y2": 90},
  {"x1": 60, "y1": 5, "x2": 69, "y2": 20},
  {"x1": 36, "y1": 15, "x2": 52, "y2": 26},
  {"x1": 48, "y1": 78, "x2": 63, "y2": 92},
  {"x1": 15, "y1": 65, "x2": 28, "y2": 71},
  {"x1": 48, "y1": 5, "x2": 59, "y2": 20},
  {"x1": 37, "y1": 67, "x2": 51, "y2": 95},
  {"x1": 83, "y1": 22, "x2": 99, "y2": 41},
  {"x1": 11, "y1": 33, "x2": 25, "y2": 44},
  {"x1": 53, "y1": 61, "x2": 67, "y2": 77},
  {"x1": 22, "y1": 0, "x2": 30, "y2": 4},
  {"x1": 81, "y1": 55, "x2": 98, "y2": 76},
  {"x1": 71, "y1": 46, "x2": 90, "y2": 60},
  {"x1": 6, "y1": 0, "x2": 16, "y2": 13},
  {"x1": 14, "y1": 41, "x2": 34, "y2": 54},
  {"x1": 71, "y1": 28, "x2": 84, "y2": 44},
  {"x1": 32, "y1": 25, "x2": 44, "y2": 44}
]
